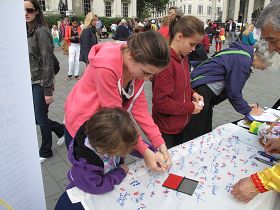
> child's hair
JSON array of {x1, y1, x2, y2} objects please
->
[
  {"x1": 169, "y1": 15, "x2": 205, "y2": 44},
  {"x1": 125, "y1": 30, "x2": 170, "y2": 68},
  {"x1": 85, "y1": 107, "x2": 138, "y2": 156}
]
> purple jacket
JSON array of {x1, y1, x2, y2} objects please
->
[
  {"x1": 67, "y1": 123, "x2": 126, "y2": 194},
  {"x1": 191, "y1": 41, "x2": 254, "y2": 115}
]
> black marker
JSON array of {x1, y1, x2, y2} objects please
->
[
  {"x1": 254, "y1": 157, "x2": 275, "y2": 166},
  {"x1": 258, "y1": 151, "x2": 280, "y2": 162}
]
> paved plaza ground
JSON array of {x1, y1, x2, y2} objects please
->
[{"x1": 39, "y1": 39, "x2": 279, "y2": 209}]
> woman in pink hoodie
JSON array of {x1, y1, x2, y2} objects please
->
[{"x1": 64, "y1": 31, "x2": 171, "y2": 172}]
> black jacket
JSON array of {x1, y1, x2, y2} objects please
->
[
  {"x1": 115, "y1": 25, "x2": 130, "y2": 41},
  {"x1": 27, "y1": 25, "x2": 54, "y2": 96},
  {"x1": 226, "y1": 22, "x2": 236, "y2": 32},
  {"x1": 79, "y1": 27, "x2": 98, "y2": 63}
]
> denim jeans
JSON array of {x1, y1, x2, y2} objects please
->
[{"x1": 32, "y1": 84, "x2": 64, "y2": 158}]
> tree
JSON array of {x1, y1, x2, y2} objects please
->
[{"x1": 137, "y1": 0, "x2": 169, "y2": 19}]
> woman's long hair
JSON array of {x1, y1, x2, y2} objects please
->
[
  {"x1": 25, "y1": 0, "x2": 48, "y2": 32},
  {"x1": 83, "y1": 12, "x2": 97, "y2": 30},
  {"x1": 243, "y1": 24, "x2": 254, "y2": 36}
]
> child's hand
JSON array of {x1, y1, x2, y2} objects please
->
[
  {"x1": 143, "y1": 149, "x2": 164, "y2": 172},
  {"x1": 192, "y1": 92, "x2": 204, "y2": 103},
  {"x1": 119, "y1": 164, "x2": 129, "y2": 174},
  {"x1": 264, "y1": 138, "x2": 280, "y2": 154},
  {"x1": 192, "y1": 101, "x2": 203, "y2": 114},
  {"x1": 158, "y1": 144, "x2": 172, "y2": 171}
]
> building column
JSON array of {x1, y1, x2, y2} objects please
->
[
  {"x1": 264, "y1": 0, "x2": 271, "y2": 7},
  {"x1": 66, "y1": 0, "x2": 73, "y2": 16},
  {"x1": 222, "y1": 0, "x2": 228, "y2": 22},
  {"x1": 247, "y1": 0, "x2": 254, "y2": 23},
  {"x1": 114, "y1": 0, "x2": 122, "y2": 17},
  {"x1": 131, "y1": 0, "x2": 136, "y2": 17},
  {"x1": 211, "y1": 0, "x2": 217, "y2": 20},
  {"x1": 233, "y1": 0, "x2": 240, "y2": 22}
]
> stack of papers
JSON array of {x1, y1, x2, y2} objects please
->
[{"x1": 246, "y1": 108, "x2": 280, "y2": 122}]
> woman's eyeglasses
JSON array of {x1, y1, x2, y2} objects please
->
[{"x1": 25, "y1": 8, "x2": 35, "y2": 14}]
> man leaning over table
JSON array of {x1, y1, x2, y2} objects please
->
[{"x1": 231, "y1": 0, "x2": 280, "y2": 203}]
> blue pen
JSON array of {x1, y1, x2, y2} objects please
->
[
  {"x1": 258, "y1": 151, "x2": 280, "y2": 162},
  {"x1": 254, "y1": 157, "x2": 275, "y2": 166}
]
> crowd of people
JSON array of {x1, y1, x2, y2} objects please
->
[{"x1": 24, "y1": 0, "x2": 279, "y2": 209}]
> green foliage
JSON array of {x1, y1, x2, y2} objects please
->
[
  {"x1": 98, "y1": 17, "x2": 123, "y2": 30},
  {"x1": 137, "y1": 0, "x2": 169, "y2": 19},
  {"x1": 44, "y1": 15, "x2": 61, "y2": 27}
]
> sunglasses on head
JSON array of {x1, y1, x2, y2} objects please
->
[{"x1": 25, "y1": 8, "x2": 35, "y2": 14}]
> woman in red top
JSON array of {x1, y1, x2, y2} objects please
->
[
  {"x1": 158, "y1": 16, "x2": 169, "y2": 40},
  {"x1": 152, "y1": 15, "x2": 205, "y2": 149}
]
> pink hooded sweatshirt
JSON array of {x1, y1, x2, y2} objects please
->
[{"x1": 64, "y1": 42, "x2": 164, "y2": 154}]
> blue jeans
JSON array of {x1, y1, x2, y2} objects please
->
[{"x1": 32, "y1": 84, "x2": 64, "y2": 158}]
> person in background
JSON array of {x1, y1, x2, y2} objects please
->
[
  {"x1": 226, "y1": 18, "x2": 236, "y2": 45},
  {"x1": 150, "y1": 20, "x2": 158, "y2": 31},
  {"x1": 115, "y1": 19, "x2": 130, "y2": 41},
  {"x1": 158, "y1": 16, "x2": 169, "y2": 40},
  {"x1": 101, "y1": 26, "x2": 109, "y2": 38},
  {"x1": 214, "y1": 30, "x2": 222, "y2": 52},
  {"x1": 60, "y1": 16, "x2": 70, "y2": 55},
  {"x1": 79, "y1": 21, "x2": 84, "y2": 29},
  {"x1": 95, "y1": 16, "x2": 102, "y2": 38},
  {"x1": 110, "y1": 22, "x2": 117, "y2": 38},
  {"x1": 168, "y1": 6, "x2": 184, "y2": 18},
  {"x1": 79, "y1": 12, "x2": 98, "y2": 65},
  {"x1": 64, "y1": 31, "x2": 171, "y2": 172},
  {"x1": 205, "y1": 22, "x2": 215, "y2": 46},
  {"x1": 232, "y1": 0, "x2": 280, "y2": 203},
  {"x1": 241, "y1": 24, "x2": 257, "y2": 46},
  {"x1": 220, "y1": 25, "x2": 226, "y2": 44},
  {"x1": 65, "y1": 16, "x2": 82, "y2": 80},
  {"x1": 25, "y1": 0, "x2": 64, "y2": 163},
  {"x1": 55, "y1": 108, "x2": 138, "y2": 210},
  {"x1": 152, "y1": 15, "x2": 205, "y2": 149},
  {"x1": 52, "y1": 24, "x2": 60, "y2": 48},
  {"x1": 133, "y1": 22, "x2": 145, "y2": 33}
]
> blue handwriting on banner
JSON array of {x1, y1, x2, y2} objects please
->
[
  {"x1": 130, "y1": 180, "x2": 140, "y2": 186},
  {"x1": 117, "y1": 192, "x2": 130, "y2": 206}
]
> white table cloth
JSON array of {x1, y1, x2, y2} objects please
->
[{"x1": 68, "y1": 123, "x2": 280, "y2": 210}]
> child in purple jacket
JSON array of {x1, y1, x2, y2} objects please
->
[{"x1": 55, "y1": 108, "x2": 138, "y2": 209}]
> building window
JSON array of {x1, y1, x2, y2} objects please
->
[
  {"x1": 217, "y1": 7, "x2": 221, "y2": 15},
  {"x1": 184, "y1": 5, "x2": 186, "y2": 14},
  {"x1": 197, "y1": 5, "x2": 203, "y2": 15},
  {"x1": 83, "y1": 0, "x2": 91, "y2": 15},
  {"x1": 105, "y1": 1, "x2": 111, "y2": 17},
  {"x1": 122, "y1": 2, "x2": 129, "y2": 17},
  {"x1": 38, "y1": 0, "x2": 45, "y2": 11},
  {"x1": 207, "y1": 6, "x2": 211, "y2": 15},
  {"x1": 188, "y1": 5, "x2": 192, "y2": 14}
]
